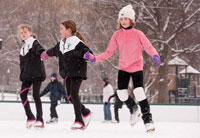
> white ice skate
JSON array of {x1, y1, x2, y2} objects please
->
[
  {"x1": 46, "y1": 118, "x2": 58, "y2": 124},
  {"x1": 145, "y1": 122, "x2": 155, "y2": 133},
  {"x1": 26, "y1": 120, "x2": 35, "y2": 129},
  {"x1": 130, "y1": 107, "x2": 141, "y2": 127},
  {"x1": 71, "y1": 122, "x2": 85, "y2": 130},
  {"x1": 83, "y1": 112, "x2": 92, "y2": 127},
  {"x1": 111, "y1": 120, "x2": 119, "y2": 123},
  {"x1": 33, "y1": 121, "x2": 44, "y2": 129},
  {"x1": 102, "y1": 120, "x2": 112, "y2": 123}
]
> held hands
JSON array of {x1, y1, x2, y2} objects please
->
[
  {"x1": 152, "y1": 55, "x2": 161, "y2": 67},
  {"x1": 84, "y1": 51, "x2": 96, "y2": 63},
  {"x1": 41, "y1": 51, "x2": 48, "y2": 60}
]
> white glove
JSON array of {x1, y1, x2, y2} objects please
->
[{"x1": 57, "y1": 100, "x2": 61, "y2": 105}]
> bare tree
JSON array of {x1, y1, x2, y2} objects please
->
[
  {"x1": 132, "y1": 0, "x2": 200, "y2": 103},
  {"x1": 0, "y1": 0, "x2": 200, "y2": 101}
]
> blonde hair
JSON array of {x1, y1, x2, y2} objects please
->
[
  {"x1": 17, "y1": 24, "x2": 37, "y2": 40},
  {"x1": 61, "y1": 20, "x2": 88, "y2": 46},
  {"x1": 116, "y1": 19, "x2": 135, "y2": 30}
]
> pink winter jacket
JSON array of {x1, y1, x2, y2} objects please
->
[{"x1": 96, "y1": 28, "x2": 159, "y2": 73}]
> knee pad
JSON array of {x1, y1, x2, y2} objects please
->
[
  {"x1": 117, "y1": 89, "x2": 129, "y2": 101},
  {"x1": 133, "y1": 87, "x2": 146, "y2": 102}
]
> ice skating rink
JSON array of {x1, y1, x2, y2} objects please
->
[{"x1": 0, "y1": 102, "x2": 199, "y2": 138}]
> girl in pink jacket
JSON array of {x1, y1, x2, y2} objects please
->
[{"x1": 85, "y1": 5, "x2": 160, "y2": 132}]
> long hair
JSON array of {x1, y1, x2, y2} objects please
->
[
  {"x1": 61, "y1": 20, "x2": 88, "y2": 46},
  {"x1": 116, "y1": 19, "x2": 135, "y2": 30},
  {"x1": 17, "y1": 24, "x2": 37, "y2": 40}
]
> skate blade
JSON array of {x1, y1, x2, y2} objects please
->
[
  {"x1": 130, "y1": 113, "x2": 141, "y2": 127},
  {"x1": 85, "y1": 114, "x2": 92, "y2": 128},
  {"x1": 34, "y1": 126, "x2": 44, "y2": 130},
  {"x1": 26, "y1": 125, "x2": 33, "y2": 129},
  {"x1": 146, "y1": 128, "x2": 155, "y2": 133},
  {"x1": 26, "y1": 123, "x2": 35, "y2": 129},
  {"x1": 111, "y1": 121, "x2": 119, "y2": 124},
  {"x1": 34, "y1": 124, "x2": 44, "y2": 130},
  {"x1": 46, "y1": 122, "x2": 58, "y2": 124},
  {"x1": 71, "y1": 127, "x2": 85, "y2": 130}
]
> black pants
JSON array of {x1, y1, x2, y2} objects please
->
[
  {"x1": 65, "y1": 77, "x2": 90, "y2": 125},
  {"x1": 117, "y1": 70, "x2": 141, "y2": 112},
  {"x1": 114, "y1": 107, "x2": 119, "y2": 122},
  {"x1": 118, "y1": 70, "x2": 143, "y2": 89},
  {"x1": 20, "y1": 80, "x2": 43, "y2": 122},
  {"x1": 114, "y1": 98, "x2": 134, "y2": 122},
  {"x1": 118, "y1": 70, "x2": 153, "y2": 124},
  {"x1": 50, "y1": 104, "x2": 58, "y2": 118}
]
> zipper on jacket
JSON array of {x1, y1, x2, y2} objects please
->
[{"x1": 22, "y1": 43, "x2": 26, "y2": 56}]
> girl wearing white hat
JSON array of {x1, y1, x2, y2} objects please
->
[{"x1": 87, "y1": 4, "x2": 161, "y2": 132}]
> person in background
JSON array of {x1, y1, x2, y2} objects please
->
[
  {"x1": 102, "y1": 78, "x2": 114, "y2": 123},
  {"x1": 40, "y1": 73, "x2": 69, "y2": 124},
  {"x1": 108, "y1": 90, "x2": 138, "y2": 124}
]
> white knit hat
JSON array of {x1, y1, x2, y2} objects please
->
[{"x1": 118, "y1": 4, "x2": 135, "y2": 22}]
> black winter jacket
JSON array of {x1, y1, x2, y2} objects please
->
[
  {"x1": 46, "y1": 36, "x2": 92, "y2": 80},
  {"x1": 19, "y1": 37, "x2": 46, "y2": 82},
  {"x1": 40, "y1": 80, "x2": 67, "y2": 104}
]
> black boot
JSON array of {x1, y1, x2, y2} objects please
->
[
  {"x1": 139, "y1": 99, "x2": 153, "y2": 124},
  {"x1": 124, "y1": 96, "x2": 138, "y2": 113},
  {"x1": 114, "y1": 107, "x2": 119, "y2": 122}
]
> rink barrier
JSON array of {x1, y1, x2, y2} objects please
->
[{"x1": 0, "y1": 100, "x2": 200, "y2": 106}]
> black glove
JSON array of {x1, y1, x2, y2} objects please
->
[
  {"x1": 105, "y1": 102, "x2": 108, "y2": 105},
  {"x1": 64, "y1": 97, "x2": 69, "y2": 104}
]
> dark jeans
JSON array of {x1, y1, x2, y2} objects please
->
[
  {"x1": 104, "y1": 103, "x2": 112, "y2": 120},
  {"x1": 50, "y1": 104, "x2": 58, "y2": 118},
  {"x1": 20, "y1": 80, "x2": 43, "y2": 122}
]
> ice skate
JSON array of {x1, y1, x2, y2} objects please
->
[
  {"x1": 130, "y1": 107, "x2": 141, "y2": 127},
  {"x1": 26, "y1": 120, "x2": 35, "y2": 129},
  {"x1": 83, "y1": 112, "x2": 92, "y2": 127},
  {"x1": 111, "y1": 120, "x2": 119, "y2": 123},
  {"x1": 46, "y1": 117, "x2": 58, "y2": 124},
  {"x1": 145, "y1": 122, "x2": 155, "y2": 133},
  {"x1": 33, "y1": 121, "x2": 44, "y2": 129},
  {"x1": 102, "y1": 120, "x2": 112, "y2": 123},
  {"x1": 71, "y1": 122, "x2": 85, "y2": 130}
]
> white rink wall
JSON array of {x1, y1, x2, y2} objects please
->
[{"x1": 0, "y1": 102, "x2": 199, "y2": 122}]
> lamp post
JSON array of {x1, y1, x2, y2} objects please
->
[
  {"x1": 0, "y1": 39, "x2": 2, "y2": 49},
  {"x1": 7, "y1": 69, "x2": 10, "y2": 86}
]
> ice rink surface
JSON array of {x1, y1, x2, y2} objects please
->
[
  {"x1": 0, "y1": 121, "x2": 199, "y2": 138},
  {"x1": 0, "y1": 103, "x2": 199, "y2": 138}
]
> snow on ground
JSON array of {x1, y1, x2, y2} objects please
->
[{"x1": 0, "y1": 103, "x2": 199, "y2": 138}]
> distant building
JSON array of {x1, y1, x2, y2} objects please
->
[{"x1": 147, "y1": 56, "x2": 200, "y2": 104}]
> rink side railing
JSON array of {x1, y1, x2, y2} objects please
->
[
  {"x1": 0, "y1": 85, "x2": 103, "y2": 103},
  {"x1": 0, "y1": 85, "x2": 200, "y2": 105}
]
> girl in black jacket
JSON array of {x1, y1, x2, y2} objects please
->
[
  {"x1": 41, "y1": 20, "x2": 95, "y2": 130},
  {"x1": 18, "y1": 24, "x2": 46, "y2": 129}
]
